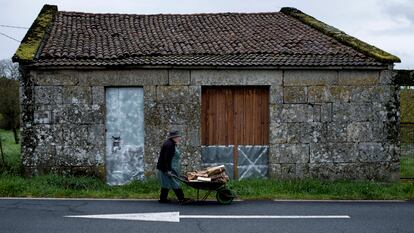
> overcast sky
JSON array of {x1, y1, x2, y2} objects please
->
[{"x1": 1, "y1": 0, "x2": 413, "y2": 69}]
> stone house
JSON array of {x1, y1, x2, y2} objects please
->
[{"x1": 13, "y1": 5, "x2": 401, "y2": 184}]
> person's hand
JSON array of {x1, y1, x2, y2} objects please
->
[{"x1": 166, "y1": 171, "x2": 173, "y2": 177}]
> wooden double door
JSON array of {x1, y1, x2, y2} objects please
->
[{"x1": 201, "y1": 86, "x2": 269, "y2": 178}]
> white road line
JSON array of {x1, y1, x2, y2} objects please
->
[
  {"x1": 65, "y1": 212, "x2": 351, "y2": 222},
  {"x1": 273, "y1": 199, "x2": 406, "y2": 203},
  {"x1": 181, "y1": 215, "x2": 351, "y2": 219}
]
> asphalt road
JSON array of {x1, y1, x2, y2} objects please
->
[{"x1": 0, "y1": 198, "x2": 413, "y2": 233}]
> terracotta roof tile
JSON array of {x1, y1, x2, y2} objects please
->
[{"x1": 32, "y1": 11, "x2": 384, "y2": 67}]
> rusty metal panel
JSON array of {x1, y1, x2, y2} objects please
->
[
  {"x1": 237, "y1": 145, "x2": 269, "y2": 180},
  {"x1": 201, "y1": 145, "x2": 234, "y2": 179},
  {"x1": 105, "y1": 87, "x2": 144, "y2": 185}
]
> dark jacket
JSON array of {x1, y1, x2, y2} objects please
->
[{"x1": 156, "y1": 139, "x2": 176, "y2": 172}]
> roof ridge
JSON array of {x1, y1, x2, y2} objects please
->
[
  {"x1": 280, "y1": 7, "x2": 400, "y2": 63},
  {"x1": 58, "y1": 10, "x2": 281, "y2": 17}
]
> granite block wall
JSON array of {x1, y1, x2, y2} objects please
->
[
  {"x1": 269, "y1": 70, "x2": 400, "y2": 181},
  {"x1": 20, "y1": 67, "x2": 399, "y2": 181}
]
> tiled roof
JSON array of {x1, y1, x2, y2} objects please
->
[{"x1": 22, "y1": 6, "x2": 391, "y2": 67}]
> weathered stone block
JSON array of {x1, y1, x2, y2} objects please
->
[
  {"x1": 78, "y1": 70, "x2": 169, "y2": 86},
  {"x1": 188, "y1": 86, "x2": 201, "y2": 107},
  {"x1": 321, "y1": 103, "x2": 332, "y2": 122},
  {"x1": 338, "y1": 70, "x2": 379, "y2": 86},
  {"x1": 88, "y1": 124, "x2": 105, "y2": 147},
  {"x1": 330, "y1": 143, "x2": 358, "y2": 163},
  {"x1": 358, "y1": 143, "x2": 391, "y2": 162},
  {"x1": 158, "y1": 104, "x2": 189, "y2": 125},
  {"x1": 270, "y1": 104, "x2": 283, "y2": 124},
  {"x1": 33, "y1": 124, "x2": 62, "y2": 145},
  {"x1": 156, "y1": 86, "x2": 190, "y2": 103},
  {"x1": 307, "y1": 86, "x2": 329, "y2": 103},
  {"x1": 372, "y1": 102, "x2": 388, "y2": 121},
  {"x1": 350, "y1": 86, "x2": 372, "y2": 103},
  {"x1": 169, "y1": 69, "x2": 190, "y2": 85},
  {"x1": 347, "y1": 122, "x2": 380, "y2": 142},
  {"x1": 328, "y1": 86, "x2": 352, "y2": 102},
  {"x1": 270, "y1": 144, "x2": 309, "y2": 163},
  {"x1": 327, "y1": 122, "x2": 348, "y2": 142},
  {"x1": 295, "y1": 163, "x2": 310, "y2": 178},
  {"x1": 332, "y1": 103, "x2": 374, "y2": 122},
  {"x1": 280, "y1": 163, "x2": 296, "y2": 179},
  {"x1": 269, "y1": 123, "x2": 301, "y2": 144},
  {"x1": 309, "y1": 163, "x2": 339, "y2": 180},
  {"x1": 53, "y1": 104, "x2": 104, "y2": 124},
  {"x1": 283, "y1": 86, "x2": 307, "y2": 103},
  {"x1": 308, "y1": 86, "x2": 352, "y2": 103},
  {"x1": 92, "y1": 86, "x2": 105, "y2": 104},
  {"x1": 190, "y1": 70, "x2": 282, "y2": 85},
  {"x1": 62, "y1": 124, "x2": 89, "y2": 147},
  {"x1": 268, "y1": 163, "x2": 282, "y2": 179},
  {"x1": 301, "y1": 122, "x2": 327, "y2": 143},
  {"x1": 350, "y1": 86, "x2": 391, "y2": 103},
  {"x1": 32, "y1": 70, "x2": 78, "y2": 86},
  {"x1": 310, "y1": 143, "x2": 332, "y2": 163},
  {"x1": 34, "y1": 86, "x2": 63, "y2": 104},
  {"x1": 280, "y1": 104, "x2": 315, "y2": 122},
  {"x1": 56, "y1": 146, "x2": 100, "y2": 166},
  {"x1": 63, "y1": 86, "x2": 91, "y2": 104},
  {"x1": 144, "y1": 86, "x2": 157, "y2": 105},
  {"x1": 313, "y1": 104, "x2": 321, "y2": 122},
  {"x1": 23, "y1": 145, "x2": 57, "y2": 167},
  {"x1": 270, "y1": 85, "x2": 283, "y2": 104},
  {"x1": 284, "y1": 70, "x2": 338, "y2": 86}
]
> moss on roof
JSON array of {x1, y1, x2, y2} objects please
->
[
  {"x1": 12, "y1": 5, "x2": 57, "y2": 63},
  {"x1": 281, "y1": 7, "x2": 401, "y2": 63}
]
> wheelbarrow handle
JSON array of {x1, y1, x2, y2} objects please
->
[{"x1": 170, "y1": 174, "x2": 187, "y2": 183}]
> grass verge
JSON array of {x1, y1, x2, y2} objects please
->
[
  {"x1": 0, "y1": 129, "x2": 413, "y2": 200},
  {"x1": 0, "y1": 174, "x2": 413, "y2": 200},
  {"x1": 401, "y1": 156, "x2": 414, "y2": 178},
  {"x1": 0, "y1": 129, "x2": 21, "y2": 175}
]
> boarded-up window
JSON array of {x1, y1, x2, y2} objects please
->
[{"x1": 201, "y1": 86, "x2": 269, "y2": 146}]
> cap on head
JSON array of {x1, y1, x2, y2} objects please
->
[{"x1": 168, "y1": 130, "x2": 181, "y2": 139}]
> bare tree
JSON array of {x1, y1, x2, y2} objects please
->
[
  {"x1": 0, "y1": 59, "x2": 20, "y2": 144},
  {"x1": 0, "y1": 59, "x2": 20, "y2": 80}
]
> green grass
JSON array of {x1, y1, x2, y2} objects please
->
[
  {"x1": 401, "y1": 156, "x2": 414, "y2": 178},
  {"x1": 0, "y1": 129, "x2": 413, "y2": 200},
  {"x1": 0, "y1": 175, "x2": 413, "y2": 200},
  {"x1": 0, "y1": 129, "x2": 21, "y2": 175}
]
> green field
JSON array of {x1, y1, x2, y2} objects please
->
[{"x1": 0, "y1": 129, "x2": 413, "y2": 200}]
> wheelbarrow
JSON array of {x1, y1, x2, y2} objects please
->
[{"x1": 171, "y1": 174, "x2": 236, "y2": 205}]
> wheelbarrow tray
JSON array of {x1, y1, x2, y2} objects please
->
[
  {"x1": 172, "y1": 175, "x2": 235, "y2": 204},
  {"x1": 184, "y1": 179, "x2": 226, "y2": 190}
]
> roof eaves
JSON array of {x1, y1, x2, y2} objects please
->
[
  {"x1": 280, "y1": 7, "x2": 401, "y2": 63},
  {"x1": 12, "y1": 4, "x2": 58, "y2": 63}
]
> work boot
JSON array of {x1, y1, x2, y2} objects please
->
[
  {"x1": 159, "y1": 188, "x2": 170, "y2": 203},
  {"x1": 174, "y1": 189, "x2": 191, "y2": 204},
  {"x1": 173, "y1": 188, "x2": 184, "y2": 200}
]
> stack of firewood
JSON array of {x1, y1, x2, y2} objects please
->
[{"x1": 186, "y1": 165, "x2": 230, "y2": 183}]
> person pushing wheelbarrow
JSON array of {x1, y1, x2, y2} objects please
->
[{"x1": 156, "y1": 130, "x2": 190, "y2": 204}]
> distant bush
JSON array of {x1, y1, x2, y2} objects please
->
[{"x1": 0, "y1": 77, "x2": 20, "y2": 143}]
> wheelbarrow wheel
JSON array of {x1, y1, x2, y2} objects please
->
[{"x1": 216, "y1": 187, "x2": 235, "y2": 205}]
